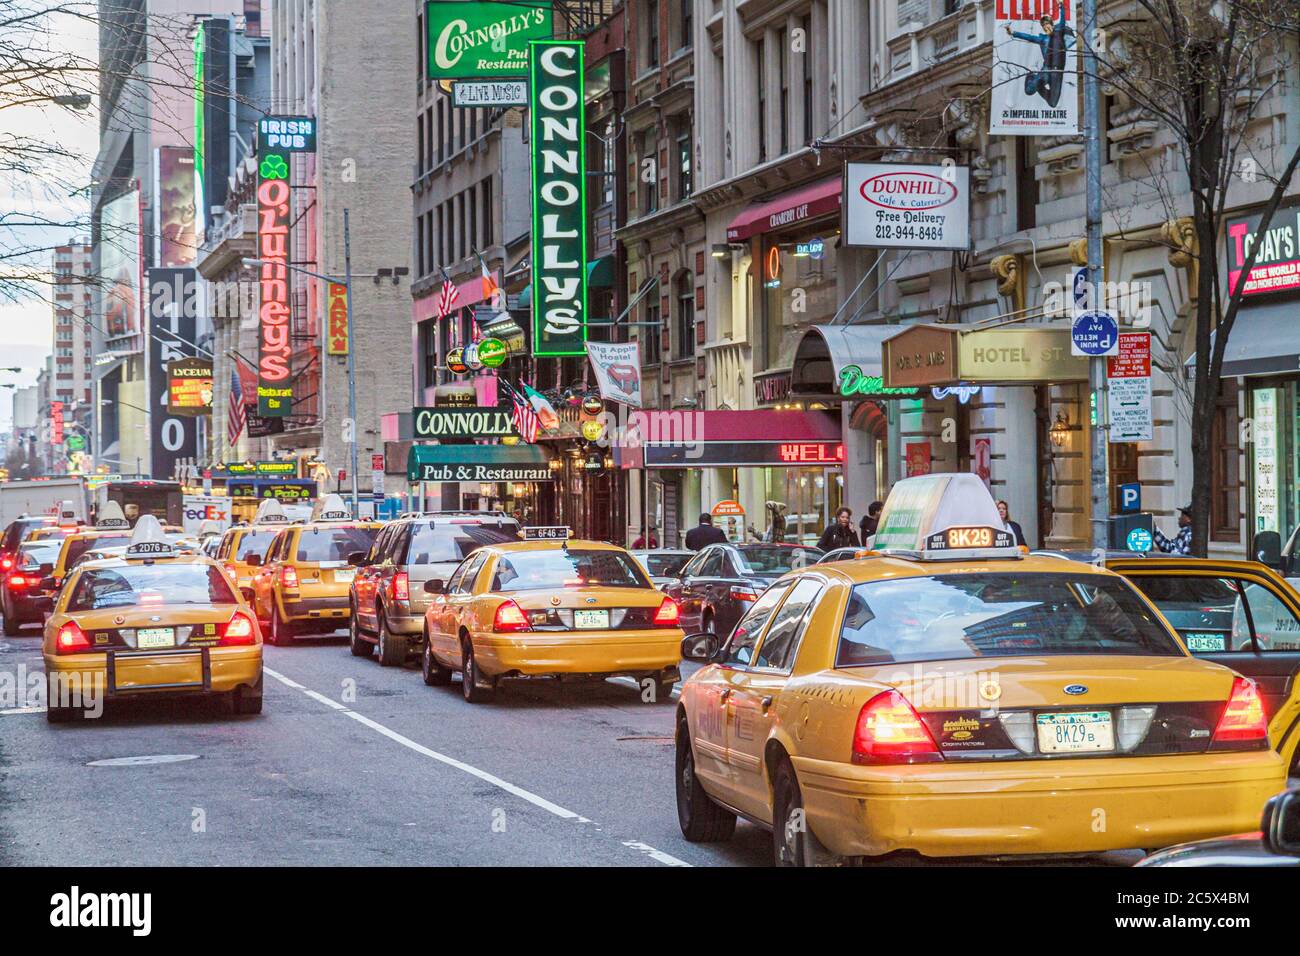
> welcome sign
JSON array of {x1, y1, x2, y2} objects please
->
[
  {"x1": 425, "y1": 1, "x2": 552, "y2": 79},
  {"x1": 529, "y1": 40, "x2": 588, "y2": 356}
]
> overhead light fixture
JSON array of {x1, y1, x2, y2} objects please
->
[
  {"x1": 710, "y1": 244, "x2": 730, "y2": 259},
  {"x1": 1050, "y1": 411, "x2": 1071, "y2": 448}
]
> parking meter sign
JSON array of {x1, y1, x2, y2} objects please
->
[
  {"x1": 1119, "y1": 482, "x2": 1141, "y2": 513},
  {"x1": 1071, "y1": 311, "x2": 1119, "y2": 356}
]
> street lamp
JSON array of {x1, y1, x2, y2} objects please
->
[{"x1": 242, "y1": 208, "x2": 360, "y2": 519}]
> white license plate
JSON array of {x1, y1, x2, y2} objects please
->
[
  {"x1": 573, "y1": 609, "x2": 609, "y2": 630},
  {"x1": 1036, "y1": 711, "x2": 1114, "y2": 754},
  {"x1": 334, "y1": 568, "x2": 356, "y2": 582},
  {"x1": 136, "y1": 627, "x2": 176, "y2": 649}
]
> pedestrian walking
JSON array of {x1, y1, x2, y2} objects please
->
[
  {"x1": 818, "y1": 507, "x2": 861, "y2": 551},
  {"x1": 684, "y1": 513, "x2": 727, "y2": 550},
  {"x1": 1154, "y1": 505, "x2": 1194, "y2": 555},
  {"x1": 997, "y1": 500, "x2": 1027, "y2": 548},
  {"x1": 859, "y1": 500, "x2": 884, "y2": 543}
]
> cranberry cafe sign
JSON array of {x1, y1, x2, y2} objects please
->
[
  {"x1": 529, "y1": 40, "x2": 589, "y2": 356},
  {"x1": 843, "y1": 162, "x2": 971, "y2": 251}
]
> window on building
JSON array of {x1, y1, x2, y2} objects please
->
[
  {"x1": 679, "y1": 0, "x2": 693, "y2": 50},
  {"x1": 643, "y1": 299, "x2": 661, "y2": 365},
  {"x1": 457, "y1": 191, "x2": 467, "y2": 260},
  {"x1": 468, "y1": 184, "x2": 478, "y2": 253},
  {"x1": 675, "y1": 124, "x2": 692, "y2": 200},
  {"x1": 778, "y1": 27, "x2": 789, "y2": 156},
  {"x1": 675, "y1": 271, "x2": 695, "y2": 359},
  {"x1": 646, "y1": 0, "x2": 660, "y2": 68},
  {"x1": 757, "y1": 37, "x2": 767, "y2": 163},
  {"x1": 642, "y1": 131, "x2": 659, "y2": 215},
  {"x1": 417, "y1": 112, "x2": 426, "y2": 174},
  {"x1": 436, "y1": 100, "x2": 446, "y2": 164},
  {"x1": 1016, "y1": 137, "x2": 1039, "y2": 232},
  {"x1": 801, "y1": 14, "x2": 813, "y2": 145},
  {"x1": 481, "y1": 177, "x2": 493, "y2": 246},
  {"x1": 1212, "y1": 379, "x2": 1243, "y2": 541}
]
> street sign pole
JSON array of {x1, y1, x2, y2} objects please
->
[
  {"x1": 1083, "y1": 0, "x2": 1108, "y2": 550},
  {"x1": 343, "y1": 208, "x2": 360, "y2": 520}
]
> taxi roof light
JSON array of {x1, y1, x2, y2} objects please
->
[
  {"x1": 1211, "y1": 677, "x2": 1269, "y2": 746},
  {"x1": 252, "y1": 498, "x2": 290, "y2": 525},
  {"x1": 311, "y1": 493, "x2": 351, "y2": 522},
  {"x1": 653, "y1": 596, "x2": 680, "y2": 627},
  {"x1": 56, "y1": 620, "x2": 92, "y2": 654},
  {"x1": 493, "y1": 600, "x2": 530, "y2": 633},
  {"x1": 870, "y1": 474, "x2": 1023, "y2": 562},
  {"x1": 852, "y1": 690, "x2": 942, "y2": 765}
]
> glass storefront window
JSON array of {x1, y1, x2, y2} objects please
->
[{"x1": 760, "y1": 224, "x2": 839, "y2": 370}]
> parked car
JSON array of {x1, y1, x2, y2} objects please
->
[
  {"x1": 1138, "y1": 790, "x2": 1300, "y2": 866},
  {"x1": 349, "y1": 511, "x2": 520, "y2": 665},
  {"x1": 664, "y1": 542, "x2": 821, "y2": 639},
  {"x1": 1, "y1": 539, "x2": 61, "y2": 634},
  {"x1": 628, "y1": 548, "x2": 692, "y2": 589}
]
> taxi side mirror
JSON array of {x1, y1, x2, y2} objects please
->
[
  {"x1": 681, "y1": 632, "x2": 720, "y2": 663},
  {"x1": 347, "y1": 550, "x2": 368, "y2": 567},
  {"x1": 1262, "y1": 790, "x2": 1300, "y2": 857},
  {"x1": 246, "y1": 554, "x2": 262, "y2": 567},
  {"x1": 423, "y1": 578, "x2": 446, "y2": 595}
]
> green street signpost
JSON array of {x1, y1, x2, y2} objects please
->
[
  {"x1": 425, "y1": 1, "x2": 553, "y2": 79},
  {"x1": 529, "y1": 39, "x2": 588, "y2": 357}
]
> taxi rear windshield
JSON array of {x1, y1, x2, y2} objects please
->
[
  {"x1": 234, "y1": 530, "x2": 277, "y2": 561},
  {"x1": 296, "y1": 526, "x2": 378, "y2": 562},
  {"x1": 406, "y1": 523, "x2": 518, "y2": 564},
  {"x1": 64, "y1": 535, "x2": 132, "y2": 567},
  {"x1": 835, "y1": 573, "x2": 1181, "y2": 667},
  {"x1": 67, "y1": 564, "x2": 238, "y2": 611},
  {"x1": 491, "y1": 550, "x2": 650, "y2": 591}
]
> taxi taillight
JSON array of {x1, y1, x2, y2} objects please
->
[
  {"x1": 493, "y1": 600, "x2": 530, "y2": 633},
  {"x1": 56, "y1": 621, "x2": 92, "y2": 654},
  {"x1": 1210, "y1": 677, "x2": 1270, "y2": 749},
  {"x1": 390, "y1": 571, "x2": 410, "y2": 601},
  {"x1": 7, "y1": 573, "x2": 29, "y2": 589},
  {"x1": 653, "y1": 596, "x2": 680, "y2": 627},
  {"x1": 220, "y1": 611, "x2": 257, "y2": 646},
  {"x1": 280, "y1": 564, "x2": 299, "y2": 588},
  {"x1": 852, "y1": 690, "x2": 942, "y2": 765},
  {"x1": 0, "y1": 554, "x2": 14, "y2": 572}
]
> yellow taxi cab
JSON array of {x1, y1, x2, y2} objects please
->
[
  {"x1": 421, "y1": 527, "x2": 684, "y2": 703},
  {"x1": 42, "y1": 515, "x2": 263, "y2": 722},
  {"x1": 674, "y1": 474, "x2": 1288, "y2": 865},
  {"x1": 215, "y1": 498, "x2": 293, "y2": 600},
  {"x1": 49, "y1": 502, "x2": 184, "y2": 590},
  {"x1": 1106, "y1": 555, "x2": 1300, "y2": 775},
  {"x1": 248, "y1": 494, "x2": 381, "y2": 645}
]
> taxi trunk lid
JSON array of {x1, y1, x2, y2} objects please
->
[
  {"x1": 81, "y1": 605, "x2": 244, "y2": 650},
  {"x1": 507, "y1": 588, "x2": 666, "y2": 631}
]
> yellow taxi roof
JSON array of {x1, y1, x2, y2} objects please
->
[
  {"x1": 818, "y1": 551, "x2": 1114, "y2": 585},
  {"x1": 488, "y1": 539, "x2": 629, "y2": 555},
  {"x1": 74, "y1": 551, "x2": 215, "y2": 573}
]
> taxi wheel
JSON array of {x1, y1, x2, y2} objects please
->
[
  {"x1": 230, "y1": 677, "x2": 263, "y2": 715},
  {"x1": 349, "y1": 611, "x2": 373, "y2": 657},
  {"x1": 270, "y1": 606, "x2": 295, "y2": 646},
  {"x1": 460, "y1": 637, "x2": 494, "y2": 704},
  {"x1": 376, "y1": 612, "x2": 407, "y2": 667},
  {"x1": 3, "y1": 609, "x2": 21, "y2": 636},
  {"x1": 422, "y1": 635, "x2": 452, "y2": 686},
  {"x1": 772, "y1": 759, "x2": 837, "y2": 867},
  {"x1": 675, "y1": 720, "x2": 736, "y2": 842}
]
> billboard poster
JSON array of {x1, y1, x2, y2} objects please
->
[
  {"x1": 100, "y1": 189, "x2": 142, "y2": 338},
  {"x1": 990, "y1": 0, "x2": 1079, "y2": 136},
  {"x1": 586, "y1": 341, "x2": 643, "y2": 407},
  {"x1": 425, "y1": 1, "x2": 552, "y2": 79},
  {"x1": 146, "y1": 268, "x2": 201, "y2": 480},
  {"x1": 529, "y1": 40, "x2": 588, "y2": 356},
  {"x1": 167, "y1": 357, "x2": 213, "y2": 415},
  {"x1": 1227, "y1": 204, "x2": 1300, "y2": 297},
  {"x1": 156, "y1": 146, "x2": 197, "y2": 267},
  {"x1": 905, "y1": 441, "x2": 933, "y2": 478},
  {"x1": 843, "y1": 162, "x2": 971, "y2": 250},
  {"x1": 256, "y1": 172, "x2": 293, "y2": 416}
]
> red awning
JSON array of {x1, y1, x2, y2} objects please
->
[
  {"x1": 725, "y1": 177, "x2": 843, "y2": 242},
  {"x1": 614, "y1": 410, "x2": 843, "y2": 469}
]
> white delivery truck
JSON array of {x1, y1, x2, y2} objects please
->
[{"x1": 0, "y1": 478, "x2": 89, "y2": 529}]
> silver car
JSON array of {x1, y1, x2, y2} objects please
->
[
  {"x1": 629, "y1": 548, "x2": 693, "y2": 589},
  {"x1": 348, "y1": 511, "x2": 520, "y2": 665}
]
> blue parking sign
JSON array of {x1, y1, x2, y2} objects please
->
[
  {"x1": 1071, "y1": 311, "x2": 1119, "y2": 356},
  {"x1": 1119, "y1": 482, "x2": 1141, "y2": 512},
  {"x1": 1126, "y1": 527, "x2": 1153, "y2": 552}
]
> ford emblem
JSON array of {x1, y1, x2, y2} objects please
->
[
  {"x1": 585, "y1": 597, "x2": 598, "y2": 604},
  {"x1": 1064, "y1": 684, "x2": 1088, "y2": 695}
]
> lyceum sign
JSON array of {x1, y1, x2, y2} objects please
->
[
  {"x1": 425, "y1": 1, "x2": 552, "y2": 79},
  {"x1": 529, "y1": 39, "x2": 588, "y2": 357}
]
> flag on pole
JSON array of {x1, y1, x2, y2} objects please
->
[
  {"x1": 227, "y1": 366, "x2": 246, "y2": 446},
  {"x1": 436, "y1": 274, "x2": 460, "y2": 319},
  {"x1": 509, "y1": 387, "x2": 540, "y2": 443},
  {"x1": 478, "y1": 255, "x2": 500, "y2": 307}
]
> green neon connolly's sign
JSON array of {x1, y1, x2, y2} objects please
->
[
  {"x1": 529, "y1": 39, "x2": 588, "y2": 357},
  {"x1": 839, "y1": 364, "x2": 920, "y2": 397},
  {"x1": 425, "y1": 1, "x2": 552, "y2": 79}
]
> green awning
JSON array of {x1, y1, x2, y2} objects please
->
[
  {"x1": 406, "y1": 443, "x2": 554, "y2": 482},
  {"x1": 517, "y1": 256, "x2": 614, "y2": 308}
]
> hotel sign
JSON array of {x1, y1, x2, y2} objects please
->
[{"x1": 529, "y1": 40, "x2": 589, "y2": 356}]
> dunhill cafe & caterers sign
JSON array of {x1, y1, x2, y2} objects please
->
[{"x1": 413, "y1": 406, "x2": 518, "y2": 440}]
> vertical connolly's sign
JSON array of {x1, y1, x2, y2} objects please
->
[
  {"x1": 257, "y1": 160, "x2": 293, "y2": 416},
  {"x1": 529, "y1": 40, "x2": 588, "y2": 357},
  {"x1": 327, "y1": 282, "x2": 349, "y2": 355},
  {"x1": 990, "y1": 0, "x2": 1078, "y2": 135}
]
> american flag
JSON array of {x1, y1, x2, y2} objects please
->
[
  {"x1": 510, "y1": 389, "x2": 539, "y2": 443},
  {"x1": 227, "y1": 366, "x2": 246, "y2": 446},
  {"x1": 436, "y1": 275, "x2": 460, "y2": 319}
]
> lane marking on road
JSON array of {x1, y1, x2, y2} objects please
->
[
  {"x1": 263, "y1": 666, "x2": 692, "y2": 866},
  {"x1": 0, "y1": 706, "x2": 46, "y2": 716}
]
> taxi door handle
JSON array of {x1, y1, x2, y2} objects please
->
[{"x1": 761, "y1": 695, "x2": 773, "y2": 711}]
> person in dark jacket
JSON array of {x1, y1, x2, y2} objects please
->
[
  {"x1": 818, "y1": 508, "x2": 861, "y2": 552},
  {"x1": 859, "y1": 500, "x2": 884, "y2": 542},
  {"x1": 684, "y1": 514, "x2": 727, "y2": 551},
  {"x1": 997, "y1": 500, "x2": 1027, "y2": 548},
  {"x1": 1005, "y1": 5, "x2": 1075, "y2": 108}
]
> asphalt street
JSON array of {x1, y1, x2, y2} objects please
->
[{"x1": 3, "y1": 622, "x2": 1285, "y2": 867}]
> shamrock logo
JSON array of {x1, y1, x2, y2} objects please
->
[{"x1": 259, "y1": 153, "x2": 289, "y2": 180}]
